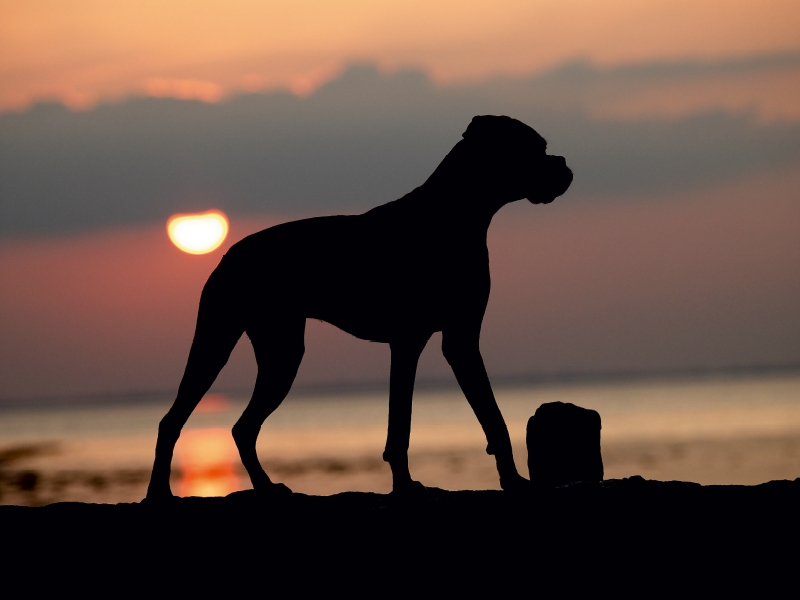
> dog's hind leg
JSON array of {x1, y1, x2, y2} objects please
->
[
  {"x1": 146, "y1": 267, "x2": 244, "y2": 500},
  {"x1": 383, "y1": 334, "x2": 431, "y2": 494},
  {"x1": 231, "y1": 317, "x2": 305, "y2": 495}
]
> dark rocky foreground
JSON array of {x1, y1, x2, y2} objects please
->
[{"x1": 2, "y1": 477, "x2": 799, "y2": 592}]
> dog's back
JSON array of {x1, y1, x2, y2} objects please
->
[{"x1": 215, "y1": 189, "x2": 488, "y2": 342}]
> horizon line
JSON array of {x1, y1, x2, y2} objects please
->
[{"x1": 2, "y1": 362, "x2": 798, "y2": 410}]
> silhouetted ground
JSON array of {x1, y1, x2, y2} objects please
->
[{"x1": 2, "y1": 477, "x2": 798, "y2": 592}]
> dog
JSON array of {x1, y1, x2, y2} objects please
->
[{"x1": 146, "y1": 115, "x2": 573, "y2": 499}]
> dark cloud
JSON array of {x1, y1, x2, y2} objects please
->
[
  {"x1": 525, "y1": 52, "x2": 800, "y2": 87},
  {"x1": 2, "y1": 57, "x2": 799, "y2": 236}
]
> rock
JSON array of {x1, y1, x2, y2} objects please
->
[{"x1": 527, "y1": 401, "x2": 603, "y2": 487}]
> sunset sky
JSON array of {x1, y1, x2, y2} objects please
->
[
  {"x1": 3, "y1": 0, "x2": 800, "y2": 111},
  {"x1": 1, "y1": 0, "x2": 799, "y2": 400}
]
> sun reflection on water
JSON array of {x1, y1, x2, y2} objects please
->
[{"x1": 177, "y1": 428, "x2": 239, "y2": 497}]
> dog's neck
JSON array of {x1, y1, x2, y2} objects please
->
[
  {"x1": 415, "y1": 178, "x2": 518, "y2": 233},
  {"x1": 419, "y1": 140, "x2": 521, "y2": 230}
]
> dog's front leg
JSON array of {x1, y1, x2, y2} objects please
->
[
  {"x1": 442, "y1": 329, "x2": 530, "y2": 492},
  {"x1": 383, "y1": 335, "x2": 430, "y2": 494}
]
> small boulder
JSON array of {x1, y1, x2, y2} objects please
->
[{"x1": 527, "y1": 401, "x2": 603, "y2": 487}]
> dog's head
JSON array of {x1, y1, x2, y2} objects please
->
[{"x1": 461, "y1": 115, "x2": 573, "y2": 204}]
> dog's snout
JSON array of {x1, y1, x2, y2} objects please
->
[
  {"x1": 551, "y1": 155, "x2": 571, "y2": 176},
  {"x1": 526, "y1": 154, "x2": 572, "y2": 204},
  {"x1": 548, "y1": 155, "x2": 573, "y2": 193},
  {"x1": 558, "y1": 157, "x2": 573, "y2": 190},
  {"x1": 553, "y1": 156, "x2": 572, "y2": 182}
]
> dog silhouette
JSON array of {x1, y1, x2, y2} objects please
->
[{"x1": 146, "y1": 115, "x2": 572, "y2": 499}]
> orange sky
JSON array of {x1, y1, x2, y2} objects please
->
[
  {"x1": 2, "y1": 0, "x2": 800, "y2": 111},
  {"x1": 2, "y1": 0, "x2": 799, "y2": 400}
]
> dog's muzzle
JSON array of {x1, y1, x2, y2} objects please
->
[{"x1": 527, "y1": 155, "x2": 573, "y2": 204}]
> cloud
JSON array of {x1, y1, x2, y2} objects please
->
[
  {"x1": 142, "y1": 78, "x2": 224, "y2": 103},
  {"x1": 489, "y1": 53, "x2": 800, "y2": 122},
  {"x1": 4, "y1": 0, "x2": 799, "y2": 112},
  {"x1": 1, "y1": 57, "x2": 799, "y2": 237}
]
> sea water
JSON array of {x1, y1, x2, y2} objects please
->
[{"x1": 1, "y1": 373, "x2": 799, "y2": 505}]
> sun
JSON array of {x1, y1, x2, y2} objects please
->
[{"x1": 167, "y1": 211, "x2": 229, "y2": 254}]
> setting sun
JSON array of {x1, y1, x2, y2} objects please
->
[{"x1": 167, "y1": 211, "x2": 229, "y2": 254}]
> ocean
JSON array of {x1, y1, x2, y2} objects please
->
[{"x1": 2, "y1": 372, "x2": 799, "y2": 505}]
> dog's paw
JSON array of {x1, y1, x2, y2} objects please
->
[
  {"x1": 142, "y1": 487, "x2": 176, "y2": 504},
  {"x1": 390, "y1": 479, "x2": 428, "y2": 498},
  {"x1": 499, "y1": 473, "x2": 533, "y2": 494},
  {"x1": 253, "y1": 481, "x2": 293, "y2": 498}
]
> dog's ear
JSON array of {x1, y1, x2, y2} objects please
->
[{"x1": 463, "y1": 115, "x2": 547, "y2": 152}]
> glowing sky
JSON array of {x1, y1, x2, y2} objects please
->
[
  {"x1": 1, "y1": 0, "x2": 798, "y2": 399},
  {"x1": 167, "y1": 211, "x2": 229, "y2": 255},
  {"x1": 2, "y1": 0, "x2": 799, "y2": 111}
]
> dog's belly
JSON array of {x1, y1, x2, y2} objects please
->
[
  {"x1": 301, "y1": 270, "x2": 447, "y2": 343},
  {"x1": 310, "y1": 304, "x2": 442, "y2": 344},
  {"x1": 315, "y1": 314, "x2": 428, "y2": 344},
  {"x1": 227, "y1": 213, "x2": 490, "y2": 342}
]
